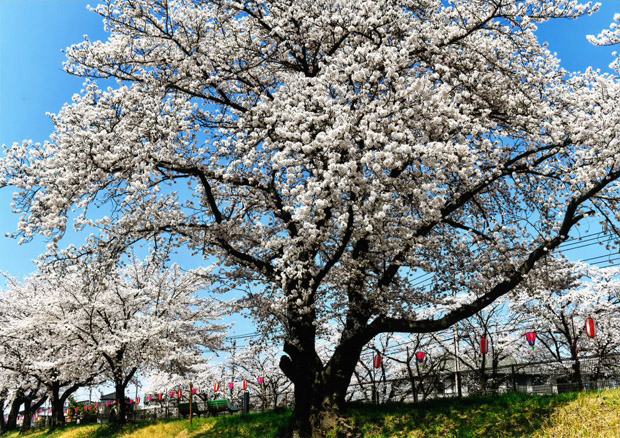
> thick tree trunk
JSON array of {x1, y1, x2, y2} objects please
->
[
  {"x1": 0, "y1": 399, "x2": 5, "y2": 434},
  {"x1": 114, "y1": 382, "x2": 128, "y2": 425},
  {"x1": 281, "y1": 332, "x2": 365, "y2": 437},
  {"x1": 571, "y1": 346, "x2": 584, "y2": 391},
  {"x1": 4, "y1": 396, "x2": 22, "y2": 433},
  {"x1": 19, "y1": 399, "x2": 32, "y2": 434},
  {"x1": 18, "y1": 395, "x2": 46, "y2": 434},
  {"x1": 49, "y1": 382, "x2": 65, "y2": 430}
]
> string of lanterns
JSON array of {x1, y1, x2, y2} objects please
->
[{"x1": 370, "y1": 317, "x2": 598, "y2": 369}]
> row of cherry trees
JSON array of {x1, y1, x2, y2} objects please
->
[
  {"x1": 0, "y1": 255, "x2": 225, "y2": 433},
  {"x1": 352, "y1": 261, "x2": 620, "y2": 402}
]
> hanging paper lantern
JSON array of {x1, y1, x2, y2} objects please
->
[
  {"x1": 242, "y1": 379, "x2": 247, "y2": 390},
  {"x1": 192, "y1": 388, "x2": 197, "y2": 395},
  {"x1": 177, "y1": 390, "x2": 183, "y2": 399},
  {"x1": 136, "y1": 397, "x2": 140, "y2": 404},
  {"x1": 257, "y1": 377, "x2": 265, "y2": 386},
  {"x1": 228, "y1": 382, "x2": 234, "y2": 390},
  {"x1": 415, "y1": 351, "x2": 426, "y2": 364},
  {"x1": 158, "y1": 393, "x2": 163, "y2": 401},
  {"x1": 586, "y1": 317, "x2": 596, "y2": 338},
  {"x1": 525, "y1": 332, "x2": 537, "y2": 350},
  {"x1": 214, "y1": 382, "x2": 220, "y2": 392},
  {"x1": 373, "y1": 354, "x2": 382, "y2": 368},
  {"x1": 130, "y1": 399, "x2": 134, "y2": 405},
  {"x1": 480, "y1": 337, "x2": 489, "y2": 355},
  {"x1": 170, "y1": 391, "x2": 176, "y2": 398}
]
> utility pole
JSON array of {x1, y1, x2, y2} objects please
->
[{"x1": 454, "y1": 327, "x2": 462, "y2": 397}]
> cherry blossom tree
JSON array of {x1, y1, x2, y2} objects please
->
[
  {"x1": 512, "y1": 261, "x2": 620, "y2": 390},
  {"x1": 5, "y1": 0, "x2": 620, "y2": 435},
  {"x1": 231, "y1": 343, "x2": 293, "y2": 410},
  {"x1": 0, "y1": 274, "x2": 102, "y2": 430},
  {"x1": 46, "y1": 256, "x2": 226, "y2": 424},
  {"x1": 442, "y1": 298, "x2": 526, "y2": 394}
]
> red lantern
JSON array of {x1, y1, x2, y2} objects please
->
[
  {"x1": 130, "y1": 399, "x2": 134, "y2": 405},
  {"x1": 178, "y1": 390, "x2": 183, "y2": 399},
  {"x1": 373, "y1": 354, "x2": 382, "y2": 368},
  {"x1": 170, "y1": 391, "x2": 176, "y2": 398},
  {"x1": 137, "y1": 397, "x2": 140, "y2": 404},
  {"x1": 214, "y1": 382, "x2": 220, "y2": 392},
  {"x1": 95, "y1": 403, "x2": 99, "y2": 409},
  {"x1": 192, "y1": 388, "x2": 198, "y2": 395},
  {"x1": 228, "y1": 382, "x2": 234, "y2": 390},
  {"x1": 148, "y1": 396, "x2": 152, "y2": 402},
  {"x1": 586, "y1": 317, "x2": 596, "y2": 338},
  {"x1": 242, "y1": 379, "x2": 247, "y2": 390},
  {"x1": 257, "y1": 377, "x2": 265, "y2": 386},
  {"x1": 525, "y1": 332, "x2": 536, "y2": 350},
  {"x1": 480, "y1": 337, "x2": 489, "y2": 355},
  {"x1": 106, "y1": 402, "x2": 110, "y2": 407},
  {"x1": 415, "y1": 351, "x2": 426, "y2": 364},
  {"x1": 158, "y1": 393, "x2": 163, "y2": 401}
]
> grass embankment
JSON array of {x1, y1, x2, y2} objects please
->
[
  {"x1": 8, "y1": 389, "x2": 620, "y2": 437},
  {"x1": 341, "y1": 390, "x2": 620, "y2": 437},
  {"x1": 4, "y1": 410, "x2": 291, "y2": 438}
]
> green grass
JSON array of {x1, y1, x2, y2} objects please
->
[
  {"x1": 9, "y1": 390, "x2": 620, "y2": 437},
  {"x1": 341, "y1": 391, "x2": 581, "y2": 438},
  {"x1": 4, "y1": 410, "x2": 291, "y2": 438}
]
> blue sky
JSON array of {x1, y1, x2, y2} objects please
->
[{"x1": 0, "y1": 1, "x2": 619, "y2": 281}]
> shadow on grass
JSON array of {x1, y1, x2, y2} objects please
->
[
  {"x1": 343, "y1": 391, "x2": 580, "y2": 438},
  {"x1": 192, "y1": 409, "x2": 291, "y2": 438}
]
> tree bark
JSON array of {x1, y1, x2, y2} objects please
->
[
  {"x1": 114, "y1": 381, "x2": 128, "y2": 425},
  {"x1": 49, "y1": 382, "x2": 67, "y2": 429},
  {"x1": 571, "y1": 345, "x2": 584, "y2": 391},
  {"x1": 280, "y1": 325, "x2": 365, "y2": 437},
  {"x1": 4, "y1": 396, "x2": 22, "y2": 433},
  {"x1": 405, "y1": 357, "x2": 418, "y2": 403},
  {"x1": 19, "y1": 395, "x2": 46, "y2": 434},
  {"x1": 0, "y1": 399, "x2": 5, "y2": 434},
  {"x1": 19, "y1": 398, "x2": 32, "y2": 434}
]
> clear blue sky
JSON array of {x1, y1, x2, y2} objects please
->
[{"x1": 0, "y1": 1, "x2": 619, "y2": 279}]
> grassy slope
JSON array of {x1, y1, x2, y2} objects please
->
[{"x1": 9, "y1": 390, "x2": 620, "y2": 437}]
